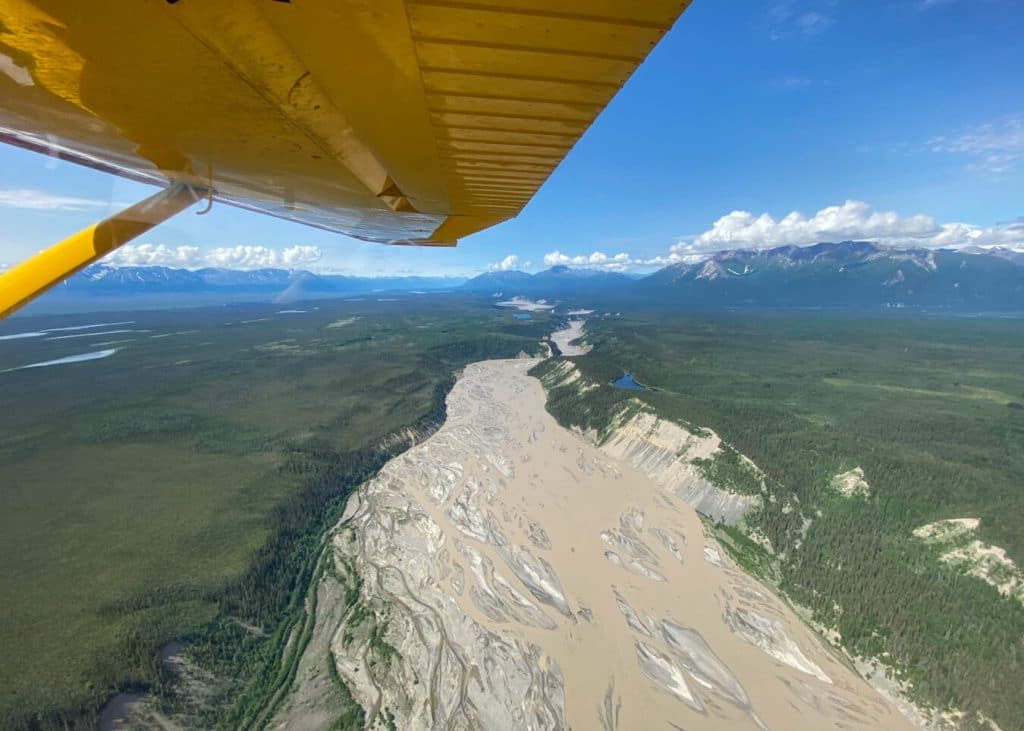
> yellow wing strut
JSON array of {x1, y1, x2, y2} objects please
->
[{"x1": 0, "y1": 183, "x2": 203, "y2": 318}]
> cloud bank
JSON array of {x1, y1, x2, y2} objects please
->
[
  {"x1": 104, "y1": 244, "x2": 200, "y2": 267},
  {"x1": 85, "y1": 202, "x2": 1021, "y2": 277},
  {"x1": 541, "y1": 250, "x2": 689, "y2": 272},
  {"x1": 103, "y1": 244, "x2": 322, "y2": 269},
  {"x1": 541, "y1": 201, "x2": 1023, "y2": 274},
  {"x1": 544, "y1": 251, "x2": 631, "y2": 269},
  {"x1": 686, "y1": 200, "x2": 1022, "y2": 250}
]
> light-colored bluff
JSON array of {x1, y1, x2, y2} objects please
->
[
  {"x1": 541, "y1": 358, "x2": 759, "y2": 525},
  {"x1": 272, "y1": 359, "x2": 912, "y2": 730}
]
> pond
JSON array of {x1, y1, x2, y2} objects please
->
[
  {"x1": 513, "y1": 313, "x2": 532, "y2": 320},
  {"x1": 612, "y1": 372, "x2": 647, "y2": 390}
]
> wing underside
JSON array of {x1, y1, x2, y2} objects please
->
[{"x1": 0, "y1": 0, "x2": 688, "y2": 245}]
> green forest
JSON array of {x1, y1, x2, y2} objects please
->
[
  {"x1": 4, "y1": 299, "x2": 1023, "y2": 729},
  {"x1": 0, "y1": 297, "x2": 550, "y2": 729},
  {"x1": 532, "y1": 310, "x2": 1024, "y2": 730}
]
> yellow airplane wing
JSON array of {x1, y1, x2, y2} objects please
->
[{"x1": 0, "y1": 0, "x2": 690, "y2": 315}]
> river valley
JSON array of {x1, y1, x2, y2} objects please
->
[{"x1": 272, "y1": 358, "x2": 913, "y2": 730}]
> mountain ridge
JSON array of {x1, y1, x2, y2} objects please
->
[
  {"x1": 465, "y1": 241, "x2": 1024, "y2": 311},
  {"x1": 20, "y1": 241, "x2": 1024, "y2": 313},
  {"x1": 463, "y1": 264, "x2": 635, "y2": 294}
]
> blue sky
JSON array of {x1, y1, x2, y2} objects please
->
[{"x1": 1, "y1": 0, "x2": 1021, "y2": 276}]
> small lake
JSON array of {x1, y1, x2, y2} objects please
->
[
  {"x1": 513, "y1": 313, "x2": 532, "y2": 320},
  {"x1": 612, "y1": 373, "x2": 647, "y2": 390}
]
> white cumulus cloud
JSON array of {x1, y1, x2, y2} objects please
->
[
  {"x1": 542, "y1": 249, "x2": 697, "y2": 271},
  {"x1": 280, "y1": 245, "x2": 322, "y2": 266},
  {"x1": 684, "y1": 200, "x2": 1023, "y2": 252},
  {"x1": 203, "y1": 245, "x2": 321, "y2": 269},
  {"x1": 925, "y1": 218, "x2": 1024, "y2": 248},
  {"x1": 0, "y1": 188, "x2": 110, "y2": 211},
  {"x1": 690, "y1": 200, "x2": 940, "y2": 250},
  {"x1": 204, "y1": 245, "x2": 280, "y2": 269},
  {"x1": 101, "y1": 244, "x2": 323, "y2": 269},
  {"x1": 538, "y1": 201, "x2": 1022, "y2": 275},
  {"x1": 103, "y1": 244, "x2": 200, "y2": 267},
  {"x1": 488, "y1": 254, "x2": 519, "y2": 271},
  {"x1": 543, "y1": 250, "x2": 632, "y2": 270}
]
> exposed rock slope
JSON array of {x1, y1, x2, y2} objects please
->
[
  {"x1": 599, "y1": 410, "x2": 760, "y2": 525},
  {"x1": 913, "y1": 518, "x2": 1024, "y2": 603},
  {"x1": 537, "y1": 359, "x2": 760, "y2": 525}
]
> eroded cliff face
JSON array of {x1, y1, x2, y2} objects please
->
[
  {"x1": 540, "y1": 359, "x2": 760, "y2": 525},
  {"x1": 599, "y1": 410, "x2": 760, "y2": 525},
  {"x1": 273, "y1": 359, "x2": 912, "y2": 731}
]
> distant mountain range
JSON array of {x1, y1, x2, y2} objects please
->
[
  {"x1": 465, "y1": 241, "x2": 1024, "y2": 311},
  {"x1": 23, "y1": 265, "x2": 466, "y2": 313},
  {"x1": 18, "y1": 241, "x2": 1024, "y2": 314},
  {"x1": 961, "y1": 245, "x2": 1024, "y2": 267},
  {"x1": 72, "y1": 266, "x2": 466, "y2": 295},
  {"x1": 639, "y1": 241, "x2": 1024, "y2": 310},
  {"x1": 462, "y1": 264, "x2": 636, "y2": 294}
]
